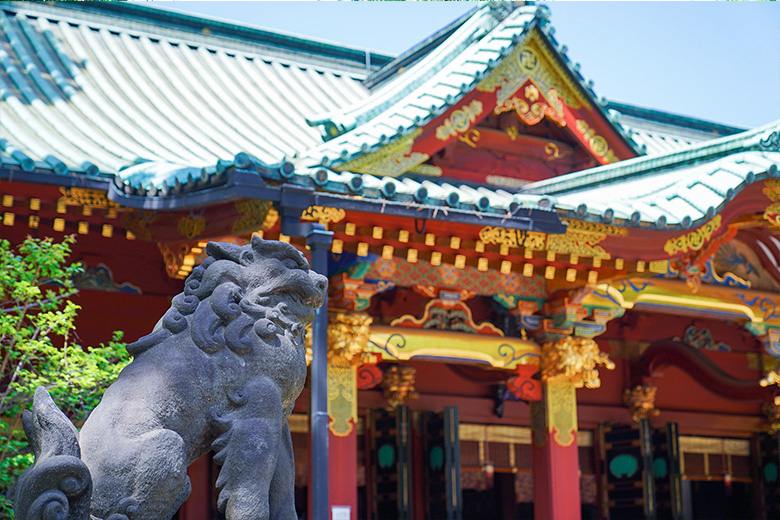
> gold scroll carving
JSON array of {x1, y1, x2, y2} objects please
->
[
  {"x1": 177, "y1": 214, "x2": 206, "y2": 239},
  {"x1": 495, "y1": 83, "x2": 566, "y2": 128},
  {"x1": 339, "y1": 128, "x2": 428, "y2": 177},
  {"x1": 562, "y1": 218, "x2": 629, "y2": 236},
  {"x1": 435, "y1": 100, "x2": 484, "y2": 141},
  {"x1": 301, "y1": 206, "x2": 346, "y2": 225},
  {"x1": 574, "y1": 120, "x2": 618, "y2": 164},
  {"x1": 231, "y1": 200, "x2": 277, "y2": 235},
  {"x1": 478, "y1": 225, "x2": 611, "y2": 259},
  {"x1": 121, "y1": 210, "x2": 154, "y2": 241},
  {"x1": 478, "y1": 227, "x2": 547, "y2": 249},
  {"x1": 763, "y1": 402, "x2": 780, "y2": 433},
  {"x1": 763, "y1": 179, "x2": 780, "y2": 227},
  {"x1": 328, "y1": 312, "x2": 374, "y2": 367},
  {"x1": 663, "y1": 215, "x2": 722, "y2": 256},
  {"x1": 157, "y1": 242, "x2": 192, "y2": 279},
  {"x1": 547, "y1": 232, "x2": 610, "y2": 259},
  {"x1": 59, "y1": 187, "x2": 122, "y2": 209}
]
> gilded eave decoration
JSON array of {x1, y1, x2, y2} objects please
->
[
  {"x1": 301, "y1": 206, "x2": 346, "y2": 225},
  {"x1": 121, "y1": 210, "x2": 154, "y2": 241},
  {"x1": 663, "y1": 215, "x2": 722, "y2": 256},
  {"x1": 177, "y1": 213, "x2": 206, "y2": 239},
  {"x1": 763, "y1": 179, "x2": 780, "y2": 227},
  {"x1": 479, "y1": 219, "x2": 622, "y2": 259},
  {"x1": 338, "y1": 128, "x2": 428, "y2": 177},
  {"x1": 540, "y1": 336, "x2": 614, "y2": 389},
  {"x1": 231, "y1": 200, "x2": 277, "y2": 235},
  {"x1": 58, "y1": 187, "x2": 121, "y2": 210},
  {"x1": 574, "y1": 120, "x2": 618, "y2": 164}
]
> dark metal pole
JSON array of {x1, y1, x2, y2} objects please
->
[{"x1": 307, "y1": 225, "x2": 332, "y2": 520}]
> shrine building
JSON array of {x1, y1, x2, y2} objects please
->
[{"x1": 1, "y1": 2, "x2": 779, "y2": 519}]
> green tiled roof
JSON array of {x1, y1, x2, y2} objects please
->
[
  {"x1": 522, "y1": 121, "x2": 780, "y2": 227},
  {"x1": 0, "y1": 1, "x2": 378, "y2": 175},
  {"x1": 1, "y1": 1, "x2": 778, "y2": 236},
  {"x1": 606, "y1": 101, "x2": 747, "y2": 157}
]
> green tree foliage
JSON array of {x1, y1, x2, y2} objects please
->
[{"x1": 0, "y1": 236, "x2": 130, "y2": 517}]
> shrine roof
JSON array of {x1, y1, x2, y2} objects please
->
[
  {"x1": 606, "y1": 101, "x2": 747, "y2": 156},
  {"x1": 299, "y1": 3, "x2": 638, "y2": 169},
  {"x1": 522, "y1": 121, "x2": 780, "y2": 227},
  {"x1": 1, "y1": 1, "x2": 777, "y2": 236},
  {"x1": 0, "y1": 1, "x2": 384, "y2": 175}
]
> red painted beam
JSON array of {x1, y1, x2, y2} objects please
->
[{"x1": 632, "y1": 340, "x2": 774, "y2": 401}]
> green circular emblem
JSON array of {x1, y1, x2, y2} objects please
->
[
  {"x1": 378, "y1": 444, "x2": 395, "y2": 469},
  {"x1": 609, "y1": 454, "x2": 638, "y2": 479},
  {"x1": 430, "y1": 445, "x2": 444, "y2": 471},
  {"x1": 653, "y1": 457, "x2": 668, "y2": 479},
  {"x1": 766, "y1": 462, "x2": 778, "y2": 483}
]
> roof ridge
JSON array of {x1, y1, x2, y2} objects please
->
[
  {"x1": 606, "y1": 100, "x2": 747, "y2": 135},
  {"x1": 305, "y1": 3, "x2": 530, "y2": 138},
  {"x1": 361, "y1": 3, "x2": 482, "y2": 89}
]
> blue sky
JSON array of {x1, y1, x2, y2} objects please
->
[{"x1": 146, "y1": 1, "x2": 780, "y2": 129}]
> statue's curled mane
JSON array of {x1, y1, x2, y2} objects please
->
[{"x1": 128, "y1": 238, "x2": 314, "y2": 358}]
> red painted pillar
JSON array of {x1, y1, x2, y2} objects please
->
[
  {"x1": 327, "y1": 362, "x2": 359, "y2": 520},
  {"x1": 180, "y1": 454, "x2": 211, "y2": 520},
  {"x1": 531, "y1": 379, "x2": 581, "y2": 520},
  {"x1": 329, "y1": 428, "x2": 358, "y2": 519}
]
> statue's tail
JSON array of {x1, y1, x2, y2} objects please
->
[{"x1": 13, "y1": 387, "x2": 92, "y2": 520}]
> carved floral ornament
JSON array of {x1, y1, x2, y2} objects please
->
[
  {"x1": 622, "y1": 384, "x2": 660, "y2": 422},
  {"x1": 381, "y1": 364, "x2": 419, "y2": 408},
  {"x1": 759, "y1": 366, "x2": 780, "y2": 430},
  {"x1": 327, "y1": 312, "x2": 374, "y2": 367},
  {"x1": 540, "y1": 336, "x2": 615, "y2": 389},
  {"x1": 763, "y1": 402, "x2": 780, "y2": 433},
  {"x1": 496, "y1": 82, "x2": 566, "y2": 128}
]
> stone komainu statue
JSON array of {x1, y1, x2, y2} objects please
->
[{"x1": 14, "y1": 237, "x2": 327, "y2": 520}]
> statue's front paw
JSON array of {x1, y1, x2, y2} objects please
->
[{"x1": 217, "y1": 489, "x2": 270, "y2": 520}]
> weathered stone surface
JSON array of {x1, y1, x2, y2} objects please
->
[{"x1": 15, "y1": 237, "x2": 327, "y2": 520}]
